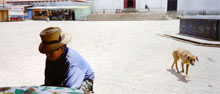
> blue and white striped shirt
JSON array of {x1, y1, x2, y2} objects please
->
[{"x1": 44, "y1": 47, "x2": 94, "y2": 89}]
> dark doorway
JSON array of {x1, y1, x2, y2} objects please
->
[
  {"x1": 127, "y1": 0, "x2": 133, "y2": 8},
  {"x1": 167, "y1": 0, "x2": 177, "y2": 11},
  {"x1": 124, "y1": 0, "x2": 136, "y2": 8},
  {"x1": 72, "y1": 10, "x2": 75, "y2": 20}
]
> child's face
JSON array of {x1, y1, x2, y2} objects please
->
[{"x1": 46, "y1": 47, "x2": 63, "y2": 61}]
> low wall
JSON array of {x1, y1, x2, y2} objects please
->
[
  {"x1": 180, "y1": 16, "x2": 220, "y2": 41},
  {"x1": 178, "y1": 10, "x2": 220, "y2": 16}
]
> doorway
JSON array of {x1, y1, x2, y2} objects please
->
[
  {"x1": 167, "y1": 0, "x2": 177, "y2": 11},
  {"x1": 0, "y1": 10, "x2": 8, "y2": 22},
  {"x1": 124, "y1": 0, "x2": 136, "y2": 8}
]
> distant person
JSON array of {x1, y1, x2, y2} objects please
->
[
  {"x1": 39, "y1": 27, "x2": 95, "y2": 93},
  {"x1": 145, "y1": 4, "x2": 150, "y2": 11},
  {"x1": 72, "y1": 10, "x2": 75, "y2": 20}
]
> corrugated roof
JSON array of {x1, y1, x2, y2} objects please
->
[
  {"x1": 27, "y1": 5, "x2": 89, "y2": 9},
  {"x1": 6, "y1": 0, "x2": 92, "y2": 2},
  {"x1": 7, "y1": 0, "x2": 73, "y2": 1}
]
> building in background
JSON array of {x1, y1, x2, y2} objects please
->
[
  {"x1": 5, "y1": 0, "x2": 94, "y2": 11},
  {"x1": 0, "y1": 6, "x2": 25, "y2": 21},
  {"x1": 0, "y1": 0, "x2": 9, "y2": 22},
  {"x1": 0, "y1": 7, "x2": 9, "y2": 22},
  {"x1": 8, "y1": 6, "x2": 25, "y2": 21},
  {"x1": 29, "y1": 6, "x2": 91, "y2": 20},
  {"x1": 93, "y1": 0, "x2": 220, "y2": 15},
  {"x1": 178, "y1": 0, "x2": 220, "y2": 15},
  {"x1": 4, "y1": 0, "x2": 178, "y2": 14},
  {"x1": 94, "y1": 0, "x2": 170, "y2": 13},
  {"x1": 3, "y1": 0, "x2": 220, "y2": 15},
  {"x1": 3, "y1": 0, "x2": 93, "y2": 21}
]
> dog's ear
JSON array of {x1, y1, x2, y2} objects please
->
[
  {"x1": 196, "y1": 56, "x2": 199, "y2": 62},
  {"x1": 184, "y1": 55, "x2": 190, "y2": 60}
]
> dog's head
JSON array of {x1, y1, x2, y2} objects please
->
[{"x1": 185, "y1": 55, "x2": 199, "y2": 66}]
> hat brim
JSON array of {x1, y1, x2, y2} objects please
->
[{"x1": 39, "y1": 33, "x2": 71, "y2": 53}]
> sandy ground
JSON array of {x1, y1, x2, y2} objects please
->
[{"x1": 0, "y1": 20, "x2": 220, "y2": 94}]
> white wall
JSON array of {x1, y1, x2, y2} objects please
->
[
  {"x1": 94, "y1": 0, "x2": 167, "y2": 13},
  {"x1": 178, "y1": 0, "x2": 220, "y2": 15},
  {"x1": 94, "y1": 0, "x2": 123, "y2": 13},
  {"x1": 136, "y1": 0, "x2": 167, "y2": 11}
]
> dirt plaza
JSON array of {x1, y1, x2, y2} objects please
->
[{"x1": 0, "y1": 20, "x2": 220, "y2": 94}]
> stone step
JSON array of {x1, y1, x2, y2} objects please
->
[
  {"x1": 85, "y1": 12, "x2": 169, "y2": 21},
  {"x1": 121, "y1": 8, "x2": 138, "y2": 13}
]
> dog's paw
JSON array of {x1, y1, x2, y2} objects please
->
[{"x1": 185, "y1": 76, "x2": 190, "y2": 79}]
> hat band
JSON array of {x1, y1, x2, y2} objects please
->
[{"x1": 42, "y1": 35, "x2": 62, "y2": 45}]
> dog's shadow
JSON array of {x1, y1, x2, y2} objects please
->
[{"x1": 167, "y1": 68, "x2": 191, "y2": 83}]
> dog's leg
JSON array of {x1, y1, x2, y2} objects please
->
[
  {"x1": 172, "y1": 51, "x2": 178, "y2": 69},
  {"x1": 180, "y1": 62, "x2": 185, "y2": 73},
  {"x1": 172, "y1": 60, "x2": 177, "y2": 69},
  {"x1": 185, "y1": 64, "x2": 190, "y2": 78},
  {"x1": 175, "y1": 61, "x2": 180, "y2": 73}
]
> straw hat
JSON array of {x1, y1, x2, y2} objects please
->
[{"x1": 39, "y1": 27, "x2": 71, "y2": 53}]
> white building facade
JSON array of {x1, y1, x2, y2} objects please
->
[
  {"x1": 94, "y1": 0, "x2": 174, "y2": 13},
  {"x1": 94, "y1": 0, "x2": 220, "y2": 15},
  {"x1": 178, "y1": 0, "x2": 220, "y2": 15},
  {"x1": 6, "y1": 0, "x2": 182, "y2": 14}
]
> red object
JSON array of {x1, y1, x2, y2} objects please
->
[
  {"x1": 21, "y1": 8, "x2": 24, "y2": 10},
  {"x1": 133, "y1": 0, "x2": 136, "y2": 8},
  {"x1": 10, "y1": 18, "x2": 22, "y2": 21},
  {"x1": 8, "y1": 7, "x2": 12, "y2": 10},
  {"x1": 116, "y1": 9, "x2": 121, "y2": 13},
  {"x1": 10, "y1": 18, "x2": 16, "y2": 21},
  {"x1": 124, "y1": 0, "x2": 136, "y2": 8},
  {"x1": 124, "y1": 0, "x2": 127, "y2": 8}
]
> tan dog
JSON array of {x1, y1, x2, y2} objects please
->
[{"x1": 172, "y1": 48, "x2": 198, "y2": 78}]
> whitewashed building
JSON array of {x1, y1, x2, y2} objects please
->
[
  {"x1": 94, "y1": 0, "x2": 220, "y2": 15},
  {"x1": 94, "y1": 0, "x2": 178, "y2": 13},
  {"x1": 5, "y1": 0, "x2": 220, "y2": 15},
  {"x1": 4, "y1": 0, "x2": 180, "y2": 13},
  {"x1": 5, "y1": 0, "x2": 94, "y2": 7},
  {"x1": 178, "y1": 0, "x2": 220, "y2": 15},
  {"x1": 5, "y1": 0, "x2": 178, "y2": 13}
]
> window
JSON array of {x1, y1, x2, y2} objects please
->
[{"x1": 34, "y1": 11, "x2": 47, "y2": 16}]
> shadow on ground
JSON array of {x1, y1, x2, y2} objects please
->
[
  {"x1": 177, "y1": 33, "x2": 217, "y2": 42},
  {"x1": 167, "y1": 69, "x2": 191, "y2": 83}
]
